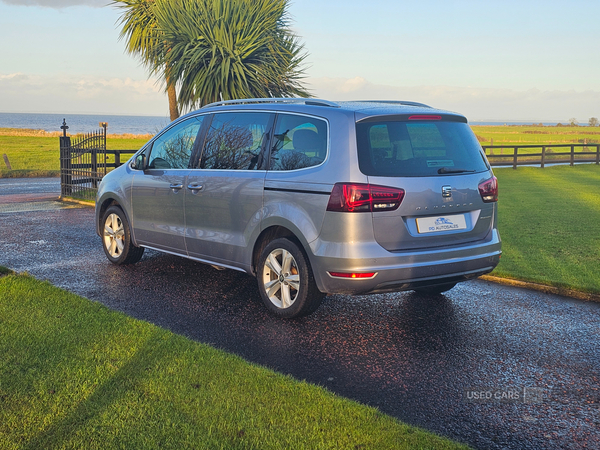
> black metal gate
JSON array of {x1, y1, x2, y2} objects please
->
[
  {"x1": 59, "y1": 120, "x2": 137, "y2": 200},
  {"x1": 59, "y1": 120, "x2": 107, "y2": 200}
]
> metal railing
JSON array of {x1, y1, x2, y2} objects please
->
[
  {"x1": 482, "y1": 143, "x2": 600, "y2": 169},
  {"x1": 59, "y1": 120, "x2": 137, "y2": 200}
]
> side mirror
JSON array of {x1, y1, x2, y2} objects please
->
[{"x1": 133, "y1": 154, "x2": 146, "y2": 171}]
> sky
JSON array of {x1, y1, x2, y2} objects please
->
[{"x1": 0, "y1": 0, "x2": 599, "y2": 122}]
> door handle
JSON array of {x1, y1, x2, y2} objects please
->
[
  {"x1": 169, "y1": 183, "x2": 183, "y2": 190},
  {"x1": 187, "y1": 183, "x2": 204, "y2": 192}
]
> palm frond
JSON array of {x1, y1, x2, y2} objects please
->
[
  {"x1": 112, "y1": 0, "x2": 161, "y2": 69},
  {"x1": 153, "y1": 0, "x2": 310, "y2": 112}
]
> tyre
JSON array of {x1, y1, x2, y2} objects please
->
[
  {"x1": 257, "y1": 238, "x2": 325, "y2": 318},
  {"x1": 413, "y1": 282, "x2": 457, "y2": 295},
  {"x1": 101, "y1": 205, "x2": 144, "y2": 265}
]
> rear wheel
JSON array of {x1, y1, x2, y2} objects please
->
[
  {"x1": 413, "y1": 282, "x2": 457, "y2": 295},
  {"x1": 257, "y1": 238, "x2": 324, "y2": 318},
  {"x1": 101, "y1": 205, "x2": 144, "y2": 265}
]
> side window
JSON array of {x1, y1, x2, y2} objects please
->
[
  {"x1": 269, "y1": 114, "x2": 328, "y2": 171},
  {"x1": 198, "y1": 112, "x2": 272, "y2": 170},
  {"x1": 147, "y1": 116, "x2": 204, "y2": 170}
]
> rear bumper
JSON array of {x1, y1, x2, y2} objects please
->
[{"x1": 309, "y1": 229, "x2": 501, "y2": 295}]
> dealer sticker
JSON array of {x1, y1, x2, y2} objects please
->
[{"x1": 416, "y1": 214, "x2": 467, "y2": 233}]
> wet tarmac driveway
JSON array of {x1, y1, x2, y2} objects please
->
[{"x1": 1, "y1": 179, "x2": 599, "y2": 450}]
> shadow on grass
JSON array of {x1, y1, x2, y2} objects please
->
[{"x1": 23, "y1": 331, "x2": 170, "y2": 450}]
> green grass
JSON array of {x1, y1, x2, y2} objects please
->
[
  {"x1": 493, "y1": 164, "x2": 600, "y2": 294},
  {"x1": 0, "y1": 135, "x2": 60, "y2": 177},
  {"x1": 0, "y1": 130, "x2": 150, "y2": 178},
  {"x1": 472, "y1": 124, "x2": 600, "y2": 145},
  {"x1": 0, "y1": 272, "x2": 467, "y2": 450}
]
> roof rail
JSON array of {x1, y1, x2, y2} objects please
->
[
  {"x1": 359, "y1": 100, "x2": 432, "y2": 108},
  {"x1": 202, "y1": 98, "x2": 340, "y2": 109}
]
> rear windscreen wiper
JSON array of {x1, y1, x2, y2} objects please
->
[{"x1": 437, "y1": 167, "x2": 476, "y2": 174}]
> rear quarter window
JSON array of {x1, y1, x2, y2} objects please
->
[
  {"x1": 357, "y1": 120, "x2": 489, "y2": 177},
  {"x1": 269, "y1": 114, "x2": 328, "y2": 171}
]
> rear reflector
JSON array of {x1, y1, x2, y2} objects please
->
[
  {"x1": 408, "y1": 115, "x2": 442, "y2": 120},
  {"x1": 478, "y1": 176, "x2": 498, "y2": 202},
  {"x1": 326, "y1": 183, "x2": 405, "y2": 212},
  {"x1": 328, "y1": 272, "x2": 377, "y2": 279}
]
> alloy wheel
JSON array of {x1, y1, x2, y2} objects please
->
[
  {"x1": 262, "y1": 248, "x2": 300, "y2": 309},
  {"x1": 103, "y1": 213, "x2": 125, "y2": 258}
]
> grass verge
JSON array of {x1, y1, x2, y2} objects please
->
[
  {"x1": 0, "y1": 131, "x2": 149, "y2": 178},
  {"x1": 0, "y1": 169, "x2": 60, "y2": 178},
  {"x1": 493, "y1": 164, "x2": 600, "y2": 295},
  {"x1": 0, "y1": 272, "x2": 468, "y2": 450},
  {"x1": 59, "y1": 196, "x2": 95, "y2": 206}
]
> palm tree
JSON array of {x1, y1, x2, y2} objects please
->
[
  {"x1": 112, "y1": 0, "x2": 180, "y2": 121},
  {"x1": 151, "y1": 0, "x2": 309, "y2": 112}
]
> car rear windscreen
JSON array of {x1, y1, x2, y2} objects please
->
[{"x1": 356, "y1": 119, "x2": 489, "y2": 177}]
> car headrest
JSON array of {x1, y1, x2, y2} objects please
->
[{"x1": 292, "y1": 129, "x2": 322, "y2": 151}]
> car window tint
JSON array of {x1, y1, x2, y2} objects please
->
[
  {"x1": 357, "y1": 120, "x2": 489, "y2": 177},
  {"x1": 269, "y1": 114, "x2": 328, "y2": 171},
  {"x1": 198, "y1": 112, "x2": 272, "y2": 170},
  {"x1": 147, "y1": 116, "x2": 204, "y2": 170}
]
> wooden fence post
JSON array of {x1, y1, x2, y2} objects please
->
[
  {"x1": 513, "y1": 147, "x2": 518, "y2": 169},
  {"x1": 2, "y1": 154, "x2": 11, "y2": 170},
  {"x1": 570, "y1": 145, "x2": 575, "y2": 166},
  {"x1": 541, "y1": 147, "x2": 546, "y2": 168},
  {"x1": 596, "y1": 144, "x2": 600, "y2": 165}
]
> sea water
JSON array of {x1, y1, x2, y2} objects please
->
[{"x1": 0, "y1": 112, "x2": 171, "y2": 135}]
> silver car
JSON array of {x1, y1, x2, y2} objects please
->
[{"x1": 96, "y1": 99, "x2": 501, "y2": 318}]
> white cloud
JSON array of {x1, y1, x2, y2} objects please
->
[
  {"x1": 0, "y1": 73, "x2": 29, "y2": 82},
  {"x1": 307, "y1": 77, "x2": 600, "y2": 123},
  {"x1": 0, "y1": 0, "x2": 104, "y2": 7},
  {"x1": 3, "y1": 71, "x2": 599, "y2": 123},
  {"x1": 337, "y1": 76, "x2": 368, "y2": 93},
  {"x1": 0, "y1": 72, "x2": 167, "y2": 115}
]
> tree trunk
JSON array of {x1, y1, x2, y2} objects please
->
[{"x1": 167, "y1": 81, "x2": 179, "y2": 122}]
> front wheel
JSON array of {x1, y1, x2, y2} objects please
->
[
  {"x1": 257, "y1": 238, "x2": 325, "y2": 319},
  {"x1": 101, "y1": 205, "x2": 144, "y2": 265}
]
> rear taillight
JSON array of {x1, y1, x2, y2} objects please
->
[
  {"x1": 326, "y1": 183, "x2": 405, "y2": 212},
  {"x1": 478, "y1": 176, "x2": 498, "y2": 202}
]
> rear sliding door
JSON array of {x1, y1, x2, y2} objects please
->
[{"x1": 184, "y1": 112, "x2": 274, "y2": 265}]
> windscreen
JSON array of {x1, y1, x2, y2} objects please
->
[{"x1": 356, "y1": 120, "x2": 489, "y2": 177}]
